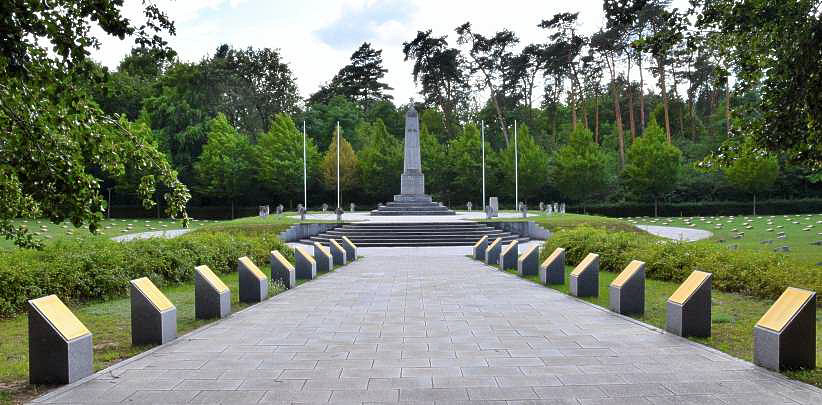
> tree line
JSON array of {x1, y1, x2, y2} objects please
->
[{"x1": 1, "y1": 0, "x2": 820, "y2": 247}]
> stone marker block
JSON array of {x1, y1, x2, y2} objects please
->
[
  {"x1": 489, "y1": 197, "x2": 499, "y2": 217},
  {"x1": 473, "y1": 235, "x2": 488, "y2": 260},
  {"x1": 294, "y1": 247, "x2": 317, "y2": 280},
  {"x1": 195, "y1": 265, "x2": 231, "y2": 319},
  {"x1": 499, "y1": 240, "x2": 519, "y2": 271},
  {"x1": 570, "y1": 253, "x2": 599, "y2": 297},
  {"x1": 130, "y1": 277, "x2": 176, "y2": 345},
  {"x1": 539, "y1": 248, "x2": 566, "y2": 285},
  {"x1": 609, "y1": 260, "x2": 645, "y2": 315},
  {"x1": 313, "y1": 242, "x2": 333, "y2": 273},
  {"x1": 270, "y1": 250, "x2": 296, "y2": 289},
  {"x1": 517, "y1": 245, "x2": 539, "y2": 276},
  {"x1": 237, "y1": 256, "x2": 267, "y2": 303},
  {"x1": 329, "y1": 240, "x2": 347, "y2": 265},
  {"x1": 341, "y1": 236, "x2": 358, "y2": 261},
  {"x1": 485, "y1": 237, "x2": 502, "y2": 265},
  {"x1": 28, "y1": 295, "x2": 93, "y2": 384},
  {"x1": 666, "y1": 270, "x2": 712, "y2": 337},
  {"x1": 754, "y1": 287, "x2": 816, "y2": 371}
]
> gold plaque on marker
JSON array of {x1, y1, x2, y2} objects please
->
[
  {"x1": 756, "y1": 287, "x2": 814, "y2": 332},
  {"x1": 238, "y1": 257, "x2": 267, "y2": 281},
  {"x1": 29, "y1": 295, "x2": 90, "y2": 341},
  {"x1": 542, "y1": 248, "x2": 564, "y2": 266},
  {"x1": 502, "y1": 241, "x2": 518, "y2": 254},
  {"x1": 195, "y1": 265, "x2": 229, "y2": 293},
  {"x1": 611, "y1": 260, "x2": 644, "y2": 288},
  {"x1": 296, "y1": 247, "x2": 316, "y2": 264},
  {"x1": 131, "y1": 277, "x2": 174, "y2": 312},
  {"x1": 342, "y1": 236, "x2": 357, "y2": 247},
  {"x1": 669, "y1": 271, "x2": 711, "y2": 305},
  {"x1": 488, "y1": 238, "x2": 501, "y2": 248},
  {"x1": 271, "y1": 250, "x2": 295, "y2": 270},
  {"x1": 474, "y1": 236, "x2": 488, "y2": 248},
  {"x1": 313, "y1": 243, "x2": 331, "y2": 257},
  {"x1": 330, "y1": 240, "x2": 343, "y2": 250},
  {"x1": 570, "y1": 253, "x2": 598, "y2": 277}
]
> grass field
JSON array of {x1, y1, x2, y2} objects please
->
[
  {"x1": 496, "y1": 263, "x2": 822, "y2": 389},
  {"x1": 629, "y1": 214, "x2": 822, "y2": 266},
  {"x1": 482, "y1": 212, "x2": 645, "y2": 234}
]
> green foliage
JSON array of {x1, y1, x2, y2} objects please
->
[
  {"x1": 255, "y1": 113, "x2": 321, "y2": 203},
  {"x1": 309, "y1": 43, "x2": 393, "y2": 107},
  {"x1": 357, "y1": 120, "x2": 402, "y2": 201},
  {"x1": 622, "y1": 118, "x2": 682, "y2": 213},
  {"x1": 497, "y1": 124, "x2": 550, "y2": 203},
  {"x1": 551, "y1": 126, "x2": 611, "y2": 202},
  {"x1": 446, "y1": 123, "x2": 489, "y2": 204},
  {"x1": 543, "y1": 227, "x2": 820, "y2": 304},
  {"x1": 194, "y1": 114, "x2": 252, "y2": 215},
  {"x1": 321, "y1": 127, "x2": 359, "y2": 199},
  {"x1": 0, "y1": 227, "x2": 293, "y2": 318},
  {"x1": 725, "y1": 143, "x2": 779, "y2": 197},
  {"x1": 420, "y1": 125, "x2": 449, "y2": 200},
  {"x1": 302, "y1": 96, "x2": 364, "y2": 151}
]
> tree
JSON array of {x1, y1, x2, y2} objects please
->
[
  {"x1": 255, "y1": 113, "x2": 321, "y2": 204},
  {"x1": 0, "y1": 0, "x2": 189, "y2": 248},
  {"x1": 446, "y1": 124, "x2": 488, "y2": 204},
  {"x1": 321, "y1": 127, "x2": 359, "y2": 204},
  {"x1": 622, "y1": 118, "x2": 683, "y2": 216},
  {"x1": 551, "y1": 126, "x2": 611, "y2": 205},
  {"x1": 302, "y1": 96, "x2": 364, "y2": 151},
  {"x1": 591, "y1": 27, "x2": 628, "y2": 167},
  {"x1": 724, "y1": 142, "x2": 779, "y2": 215},
  {"x1": 194, "y1": 114, "x2": 252, "y2": 218},
  {"x1": 497, "y1": 125, "x2": 550, "y2": 204},
  {"x1": 695, "y1": 0, "x2": 822, "y2": 168},
  {"x1": 402, "y1": 30, "x2": 470, "y2": 139},
  {"x1": 420, "y1": 124, "x2": 449, "y2": 200},
  {"x1": 357, "y1": 120, "x2": 403, "y2": 202},
  {"x1": 539, "y1": 13, "x2": 586, "y2": 130},
  {"x1": 309, "y1": 42, "x2": 393, "y2": 107},
  {"x1": 456, "y1": 23, "x2": 519, "y2": 145}
]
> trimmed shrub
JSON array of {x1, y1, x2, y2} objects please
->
[
  {"x1": 0, "y1": 226, "x2": 293, "y2": 318},
  {"x1": 542, "y1": 227, "x2": 820, "y2": 304}
]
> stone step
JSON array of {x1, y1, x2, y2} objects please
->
[
  {"x1": 304, "y1": 221, "x2": 526, "y2": 247},
  {"x1": 303, "y1": 237, "x2": 528, "y2": 247},
  {"x1": 314, "y1": 233, "x2": 514, "y2": 241},
  {"x1": 370, "y1": 211, "x2": 456, "y2": 216}
]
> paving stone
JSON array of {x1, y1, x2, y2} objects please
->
[{"x1": 31, "y1": 252, "x2": 822, "y2": 405}]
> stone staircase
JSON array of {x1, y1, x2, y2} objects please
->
[
  {"x1": 371, "y1": 200, "x2": 455, "y2": 216},
  {"x1": 301, "y1": 222, "x2": 528, "y2": 247}
]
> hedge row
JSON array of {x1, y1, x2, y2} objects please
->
[
  {"x1": 0, "y1": 226, "x2": 293, "y2": 318},
  {"x1": 568, "y1": 199, "x2": 822, "y2": 217},
  {"x1": 541, "y1": 227, "x2": 821, "y2": 304}
]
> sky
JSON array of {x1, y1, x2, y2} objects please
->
[{"x1": 92, "y1": 0, "x2": 689, "y2": 103}]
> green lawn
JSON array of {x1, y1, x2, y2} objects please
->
[
  {"x1": 629, "y1": 214, "x2": 822, "y2": 267},
  {"x1": 494, "y1": 262, "x2": 822, "y2": 388},
  {"x1": 481, "y1": 212, "x2": 645, "y2": 234}
]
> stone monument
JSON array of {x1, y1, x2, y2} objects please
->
[{"x1": 371, "y1": 107, "x2": 454, "y2": 215}]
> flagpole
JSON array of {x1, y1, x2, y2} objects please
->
[
  {"x1": 336, "y1": 121, "x2": 340, "y2": 210},
  {"x1": 303, "y1": 120, "x2": 307, "y2": 210},
  {"x1": 481, "y1": 121, "x2": 486, "y2": 211},
  {"x1": 514, "y1": 119, "x2": 518, "y2": 210}
]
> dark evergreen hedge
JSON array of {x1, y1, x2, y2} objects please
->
[{"x1": 569, "y1": 199, "x2": 822, "y2": 217}]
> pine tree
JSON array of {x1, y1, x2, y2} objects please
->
[{"x1": 321, "y1": 127, "x2": 359, "y2": 204}]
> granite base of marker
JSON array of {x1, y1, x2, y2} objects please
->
[
  {"x1": 570, "y1": 254, "x2": 599, "y2": 298},
  {"x1": 666, "y1": 292, "x2": 711, "y2": 337},
  {"x1": 239, "y1": 268, "x2": 267, "y2": 304},
  {"x1": 517, "y1": 247, "x2": 539, "y2": 277},
  {"x1": 473, "y1": 237, "x2": 488, "y2": 260},
  {"x1": 130, "y1": 284, "x2": 176, "y2": 345},
  {"x1": 28, "y1": 307, "x2": 92, "y2": 384},
  {"x1": 499, "y1": 243, "x2": 518, "y2": 271},
  {"x1": 539, "y1": 248, "x2": 565, "y2": 285},
  {"x1": 329, "y1": 241, "x2": 347, "y2": 266},
  {"x1": 270, "y1": 251, "x2": 296, "y2": 289},
  {"x1": 485, "y1": 242, "x2": 501, "y2": 266},
  {"x1": 754, "y1": 294, "x2": 816, "y2": 371},
  {"x1": 195, "y1": 275, "x2": 230, "y2": 319},
  {"x1": 609, "y1": 262, "x2": 645, "y2": 316},
  {"x1": 296, "y1": 249, "x2": 317, "y2": 280},
  {"x1": 341, "y1": 237, "x2": 357, "y2": 261}
]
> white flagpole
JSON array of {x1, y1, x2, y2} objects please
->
[
  {"x1": 481, "y1": 121, "x2": 486, "y2": 211},
  {"x1": 514, "y1": 119, "x2": 518, "y2": 209},
  {"x1": 303, "y1": 120, "x2": 307, "y2": 210},
  {"x1": 336, "y1": 121, "x2": 340, "y2": 210}
]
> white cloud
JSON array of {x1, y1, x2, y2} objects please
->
[{"x1": 91, "y1": 0, "x2": 689, "y2": 103}]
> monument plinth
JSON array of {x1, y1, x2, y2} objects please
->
[{"x1": 372, "y1": 107, "x2": 455, "y2": 215}]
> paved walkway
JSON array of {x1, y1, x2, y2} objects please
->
[
  {"x1": 111, "y1": 229, "x2": 192, "y2": 242},
  {"x1": 34, "y1": 253, "x2": 821, "y2": 404},
  {"x1": 636, "y1": 225, "x2": 713, "y2": 242}
]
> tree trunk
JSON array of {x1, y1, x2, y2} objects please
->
[
  {"x1": 638, "y1": 54, "x2": 646, "y2": 129},
  {"x1": 654, "y1": 197, "x2": 658, "y2": 218},
  {"x1": 689, "y1": 98, "x2": 696, "y2": 140},
  {"x1": 658, "y1": 57, "x2": 672, "y2": 143},
  {"x1": 594, "y1": 91, "x2": 600, "y2": 144},
  {"x1": 231, "y1": 200, "x2": 235, "y2": 219},
  {"x1": 753, "y1": 194, "x2": 756, "y2": 216},
  {"x1": 610, "y1": 79, "x2": 626, "y2": 168},
  {"x1": 570, "y1": 84, "x2": 577, "y2": 131},
  {"x1": 489, "y1": 92, "x2": 509, "y2": 145},
  {"x1": 628, "y1": 82, "x2": 636, "y2": 141},
  {"x1": 725, "y1": 81, "x2": 732, "y2": 136}
]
